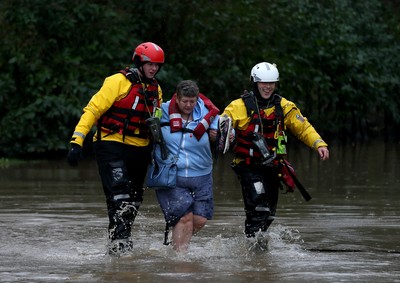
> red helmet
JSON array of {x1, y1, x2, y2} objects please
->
[{"x1": 132, "y1": 42, "x2": 165, "y2": 66}]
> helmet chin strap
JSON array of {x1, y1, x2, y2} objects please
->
[
  {"x1": 136, "y1": 66, "x2": 155, "y2": 86},
  {"x1": 253, "y1": 83, "x2": 262, "y2": 99},
  {"x1": 138, "y1": 65, "x2": 144, "y2": 78},
  {"x1": 137, "y1": 66, "x2": 151, "y2": 83},
  {"x1": 137, "y1": 64, "x2": 161, "y2": 81}
]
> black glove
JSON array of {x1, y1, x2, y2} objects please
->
[{"x1": 67, "y1": 143, "x2": 82, "y2": 167}]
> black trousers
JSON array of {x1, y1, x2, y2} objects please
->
[
  {"x1": 94, "y1": 141, "x2": 151, "y2": 241},
  {"x1": 232, "y1": 162, "x2": 280, "y2": 237}
]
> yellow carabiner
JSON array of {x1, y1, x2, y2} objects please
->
[{"x1": 274, "y1": 123, "x2": 280, "y2": 139}]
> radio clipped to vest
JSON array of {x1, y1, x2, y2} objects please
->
[
  {"x1": 146, "y1": 117, "x2": 168, "y2": 160},
  {"x1": 250, "y1": 132, "x2": 276, "y2": 165},
  {"x1": 237, "y1": 91, "x2": 286, "y2": 159}
]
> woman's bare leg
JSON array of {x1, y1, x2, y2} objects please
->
[
  {"x1": 193, "y1": 215, "x2": 207, "y2": 234},
  {"x1": 172, "y1": 212, "x2": 194, "y2": 252}
]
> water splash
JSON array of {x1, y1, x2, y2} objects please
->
[{"x1": 129, "y1": 223, "x2": 307, "y2": 262}]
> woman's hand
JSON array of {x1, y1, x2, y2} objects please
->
[{"x1": 209, "y1": 129, "x2": 217, "y2": 142}]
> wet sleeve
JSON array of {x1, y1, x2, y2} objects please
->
[
  {"x1": 222, "y1": 99, "x2": 249, "y2": 130},
  {"x1": 70, "y1": 74, "x2": 129, "y2": 147},
  {"x1": 284, "y1": 103, "x2": 328, "y2": 150}
]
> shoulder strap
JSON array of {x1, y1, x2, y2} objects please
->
[
  {"x1": 173, "y1": 132, "x2": 184, "y2": 164},
  {"x1": 120, "y1": 67, "x2": 141, "y2": 84},
  {"x1": 241, "y1": 90, "x2": 257, "y2": 117},
  {"x1": 273, "y1": 94, "x2": 283, "y2": 120},
  {"x1": 172, "y1": 120, "x2": 190, "y2": 163},
  {"x1": 160, "y1": 121, "x2": 193, "y2": 133}
]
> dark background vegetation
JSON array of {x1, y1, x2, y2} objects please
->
[{"x1": 1, "y1": 0, "x2": 399, "y2": 158}]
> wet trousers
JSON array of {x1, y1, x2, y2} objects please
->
[
  {"x1": 232, "y1": 162, "x2": 280, "y2": 237},
  {"x1": 94, "y1": 141, "x2": 151, "y2": 241}
]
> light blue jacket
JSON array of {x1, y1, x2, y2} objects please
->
[{"x1": 153, "y1": 97, "x2": 219, "y2": 177}]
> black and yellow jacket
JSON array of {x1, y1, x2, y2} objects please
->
[
  {"x1": 70, "y1": 70, "x2": 162, "y2": 148},
  {"x1": 222, "y1": 93, "x2": 327, "y2": 164}
]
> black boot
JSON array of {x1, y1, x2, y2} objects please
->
[
  {"x1": 244, "y1": 207, "x2": 271, "y2": 238},
  {"x1": 107, "y1": 200, "x2": 138, "y2": 256}
]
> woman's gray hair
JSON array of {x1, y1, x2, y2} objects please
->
[{"x1": 176, "y1": 80, "x2": 199, "y2": 98}]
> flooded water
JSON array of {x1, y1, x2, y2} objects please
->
[{"x1": 1, "y1": 141, "x2": 399, "y2": 283}]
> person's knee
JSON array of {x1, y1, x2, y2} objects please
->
[
  {"x1": 193, "y1": 215, "x2": 207, "y2": 233},
  {"x1": 179, "y1": 212, "x2": 194, "y2": 225}
]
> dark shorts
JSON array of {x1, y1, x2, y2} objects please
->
[{"x1": 155, "y1": 173, "x2": 214, "y2": 226}]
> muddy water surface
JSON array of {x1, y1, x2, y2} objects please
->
[{"x1": 1, "y1": 141, "x2": 399, "y2": 282}]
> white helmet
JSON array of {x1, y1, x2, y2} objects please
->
[{"x1": 250, "y1": 62, "x2": 279, "y2": 82}]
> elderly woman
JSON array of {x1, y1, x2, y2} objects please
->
[{"x1": 151, "y1": 80, "x2": 219, "y2": 252}]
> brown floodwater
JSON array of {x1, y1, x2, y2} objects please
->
[{"x1": 0, "y1": 141, "x2": 399, "y2": 282}]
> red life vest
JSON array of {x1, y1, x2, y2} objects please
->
[
  {"x1": 98, "y1": 68, "x2": 159, "y2": 140},
  {"x1": 234, "y1": 92, "x2": 284, "y2": 161},
  {"x1": 168, "y1": 93, "x2": 219, "y2": 140}
]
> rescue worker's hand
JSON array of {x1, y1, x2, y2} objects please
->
[
  {"x1": 209, "y1": 129, "x2": 217, "y2": 142},
  {"x1": 67, "y1": 143, "x2": 82, "y2": 167},
  {"x1": 317, "y1": 146, "x2": 329, "y2": 160}
]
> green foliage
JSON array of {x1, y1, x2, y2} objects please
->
[
  {"x1": 0, "y1": 0, "x2": 140, "y2": 157},
  {"x1": 239, "y1": 0, "x2": 400, "y2": 140},
  {"x1": 0, "y1": 0, "x2": 399, "y2": 157}
]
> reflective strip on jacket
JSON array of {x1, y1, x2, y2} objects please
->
[
  {"x1": 98, "y1": 77, "x2": 159, "y2": 139},
  {"x1": 234, "y1": 104, "x2": 280, "y2": 160},
  {"x1": 222, "y1": 96, "x2": 328, "y2": 161},
  {"x1": 70, "y1": 72, "x2": 162, "y2": 147}
]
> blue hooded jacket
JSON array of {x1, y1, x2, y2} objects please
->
[{"x1": 153, "y1": 97, "x2": 219, "y2": 177}]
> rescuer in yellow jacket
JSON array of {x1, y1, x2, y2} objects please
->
[
  {"x1": 222, "y1": 62, "x2": 329, "y2": 238},
  {"x1": 67, "y1": 42, "x2": 165, "y2": 256}
]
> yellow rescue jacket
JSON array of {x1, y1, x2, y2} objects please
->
[
  {"x1": 70, "y1": 71, "x2": 162, "y2": 147},
  {"x1": 222, "y1": 95, "x2": 327, "y2": 162}
]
